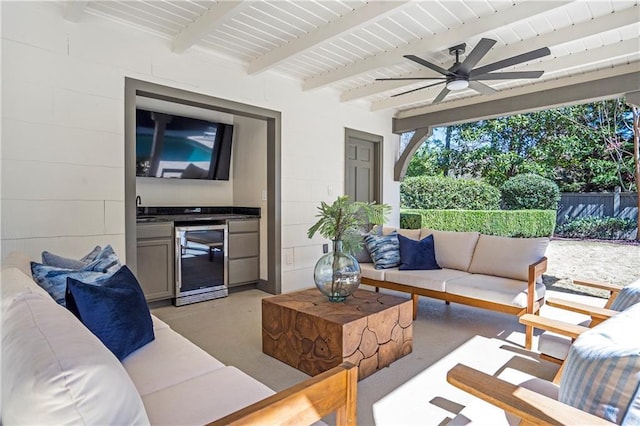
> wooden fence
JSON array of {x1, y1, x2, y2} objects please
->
[{"x1": 557, "y1": 192, "x2": 638, "y2": 226}]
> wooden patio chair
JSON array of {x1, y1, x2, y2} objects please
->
[
  {"x1": 447, "y1": 302, "x2": 640, "y2": 426},
  {"x1": 520, "y1": 278, "x2": 640, "y2": 365}
]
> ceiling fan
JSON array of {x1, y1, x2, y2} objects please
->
[{"x1": 377, "y1": 38, "x2": 550, "y2": 103}]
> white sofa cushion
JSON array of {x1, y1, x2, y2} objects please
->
[
  {"x1": 468, "y1": 234, "x2": 549, "y2": 281},
  {"x1": 1, "y1": 266, "x2": 50, "y2": 305},
  {"x1": 420, "y1": 229, "x2": 480, "y2": 272},
  {"x1": 123, "y1": 322, "x2": 226, "y2": 397},
  {"x1": 384, "y1": 268, "x2": 471, "y2": 292},
  {"x1": 2, "y1": 291, "x2": 149, "y2": 425},
  {"x1": 360, "y1": 262, "x2": 391, "y2": 281},
  {"x1": 141, "y1": 366, "x2": 275, "y2": 425},
  {"x1": 379, "y1": 226, "x2": 421, "y2": 240},
  {"x1": 446, "y1": 274, "x2": 546, "y2": 308}
]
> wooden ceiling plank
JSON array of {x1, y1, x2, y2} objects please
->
[
  {"x1": 64, "y1": 1, "x2": 88, "y2": 23},
  {"x1": 302, "y1": 1, "x2": 572, "y2": 91},
  {"x1": 171, "y1": 1, "x2": 252, "y2": 54},
  {"x1": 248, "y1": 1, "x2": 409, "y2": 75},
  {"x1": 341, "y1": 9, "x2": 639, "y2": 102}
]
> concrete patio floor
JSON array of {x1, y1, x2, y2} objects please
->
[{"x1": 152, "y1": 287, "x2": 605, "y2": 425}]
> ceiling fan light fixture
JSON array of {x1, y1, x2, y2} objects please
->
[{"x1": 446, "y1": 78, "x2": 469, "y2": 91}]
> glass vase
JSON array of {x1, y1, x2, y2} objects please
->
[{"x1": 313, "y1": 240, "x2": 361, "y2": 302}]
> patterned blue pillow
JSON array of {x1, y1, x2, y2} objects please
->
[
  {"x1": 559, "y1": 302, "x2": 640, "y2": 424},
  {"x1": 364, "y1": 232, "x2": 400, "y2": 270},
  {"x1": 42, "y1": 245, "x2": 102, "y2": 269},
  {"x1": 83, "y1": 245, "x2": 121, "y2": 274},
  {"x1": 66, "y1": 266, "x2": 155, "y2": 361},
  {"x1": 610, "y1": 279, "x2": 640, "y2": 312},
  {"x1": 30, "y1": 263, "x2": 112, "y2": 306}
]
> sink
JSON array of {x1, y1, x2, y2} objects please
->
[{"x1": 136, "y1": 216, "x2": 157, "y2": 222}]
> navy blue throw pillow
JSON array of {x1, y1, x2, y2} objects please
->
[
  {"x1": 398, "y1": 233, "x2": 441, "y2": 271},
  {"x1": 66, "y1": 266, "x2": 154, "y2": 361}
]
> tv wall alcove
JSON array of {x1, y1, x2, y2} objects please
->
[{"x1": 124, "y1": 78, "x2": 281, "y2": 295}]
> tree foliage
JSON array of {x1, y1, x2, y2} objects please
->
[{"x1": 405, "y1": 99, "x2": 636, "y2": 192}]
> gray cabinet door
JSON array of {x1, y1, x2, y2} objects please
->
[
  {"x1": 136, "y1": 222, "x2": 174, "y2": 301},
  {"x1": 227, "y1": 219, "x2": 260, "y2": 287},
  {"x1": 136, "y1": 238, "x2": 174, "y2": 301}
]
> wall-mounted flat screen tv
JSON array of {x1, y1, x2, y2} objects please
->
[{"x1": 135, "y1": 108, "x2": 234, "y2": 180}]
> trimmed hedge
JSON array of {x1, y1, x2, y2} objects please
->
[
  {"x1": 501, "y1": 173, "x2": 560, "y2": 210},
  {"x1": 400, "y1": 209, "x2": 556, "y2": 237},
  {"x1": 401, "y1": 176, "x2": 500, "y2": 210}
]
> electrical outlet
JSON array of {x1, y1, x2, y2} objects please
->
[
  {"x1": 322, "y1": 244, "x2": 328, "y2": 253},
  {"x1": 284, "y1": 249, "x2": 294, "y2": 265},
  {"x1": 261, "y1": 189, "x2": 267, "y2": 201}
]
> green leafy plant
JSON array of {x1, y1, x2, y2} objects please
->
[
  {"x1": 307, "y1": 195, "x2": 390, "y2": 254},
  {"x1": 556, "y1": 217, "x2": 636, "y2": 239},
  {"x1": 500, "y1": 173, "x2": 560, "y2": 210}
]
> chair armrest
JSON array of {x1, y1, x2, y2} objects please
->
[
  {"x1": 208, "y1": 362, "x2": 358, "y2": 426},
  {"x1": 546, "y1": 297, "x2": 616, "y2": 325},
  {"x1": 519, "y1": 313, "x2": 590, "y2": 339},
  {"x1": 572, "y1": 279, "x2": 622, "y2": 309},
  {"x1": 572, "y1": 279, "x2": 622, "y2": 294},
  {"x1": 446, "y1": 363, "x2": 615, "y2": 425}
]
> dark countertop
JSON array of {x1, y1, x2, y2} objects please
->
[{"x1": 136, "y1": 206, "x2": 260, "y2": 224}]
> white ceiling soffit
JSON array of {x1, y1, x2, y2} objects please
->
[{"x1": 73, "y1": 1, "x2": 640, "y2": 117}]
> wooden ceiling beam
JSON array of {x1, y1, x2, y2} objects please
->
[
  {"x1": 302, "y1": 1, "x2": 571, "y2": 91},
  {"x1": 172, "y1": 1, "x2": 251, "y2": 54},
  {"x1": 392, "y1": 67, "x2": 640, "y2": 134},
  {"x1": 248, "y1": 1, "x2": 409, "y2": 75}
]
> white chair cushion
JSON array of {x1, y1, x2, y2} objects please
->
[
  {"x1": 538, "y1": 319, "x2": 591, "y2": 361},
  {"x1": 468, "y1": 235, "x2": 549, "y2": 281},
  {"x1": 559, "y1": 303, "x2": 640, "y2": 424},
  {"x1": 2, "y1": 292, "x2": 149, "y2": 425},
  {"x1": 384, "y1": 268, "x2": 470, "y2": 292},
  {"x1": 421, "y1": 229, "x2": 480, "y2": 272},
  {"x1": 446, "y1": 274, "x2": 546, "y2": 308}
]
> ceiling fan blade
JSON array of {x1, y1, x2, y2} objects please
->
[
  {"x1": 469, "y1": 47, "x2": 551, "y2": 77},
  {"x1": 457, "y1": 38, "x2": 496, "y2": 75},
  {"x1": 404, "y1": 55, "x2": 453, "y2": 76},
  {"x1": 469, "y1": 81, "x2": 497, "y2": 95},
  {"x1": 376, "y1": 77, "x2": 446, "y2": 81},
  {"x1": 391, "y1": 81, "x2": 446, "y2": 98},
  {"x1": 432, "y1": 87, "x2": 450, "y2": 103},
  {"x1": 471, "y1": 71, "x2": 544, "y2": 80}
]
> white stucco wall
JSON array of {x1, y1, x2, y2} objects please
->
[{"x1": 0, "y1": 1, "x2": 400, "y2": 293}]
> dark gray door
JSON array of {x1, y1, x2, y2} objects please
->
[{"x1": 345, "y1": 129, "x2": 381, "y2": 203}]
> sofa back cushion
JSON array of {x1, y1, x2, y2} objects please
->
[
  {"x1": 559, "y1": 302, "x2": 640, "y2": 424},
  {"x1": 2, "y1": 290, "x2": 150, "y2": 425},
  {"x1": 468, "y1": 234, "x2": 549, "y2": 281},
  {"x1": 420, "y1": 229, "x2": 480, "y2": 271}
]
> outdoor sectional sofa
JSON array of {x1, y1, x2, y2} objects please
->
[
  {"x1": 359, "y1": 227, "x2": 549, "y2": 349},
  {"x1": 1, "y1": 252, "x2": 357, "y2": 425}
]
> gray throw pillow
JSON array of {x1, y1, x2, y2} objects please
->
[{"x1": 42, "y1": 246, "x2": 102, "y2": 269}]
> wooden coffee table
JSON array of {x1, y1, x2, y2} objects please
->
[{"x1": 262, "y1": 288, "x2": 413, "y2": 380}]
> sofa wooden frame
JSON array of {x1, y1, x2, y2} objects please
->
[
  {"x1": 363, "y1": 256, "x2": 548, "y2": 349},
  {"x1": 209, "y1": 362, "x2": 358, "y2": 426}
]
